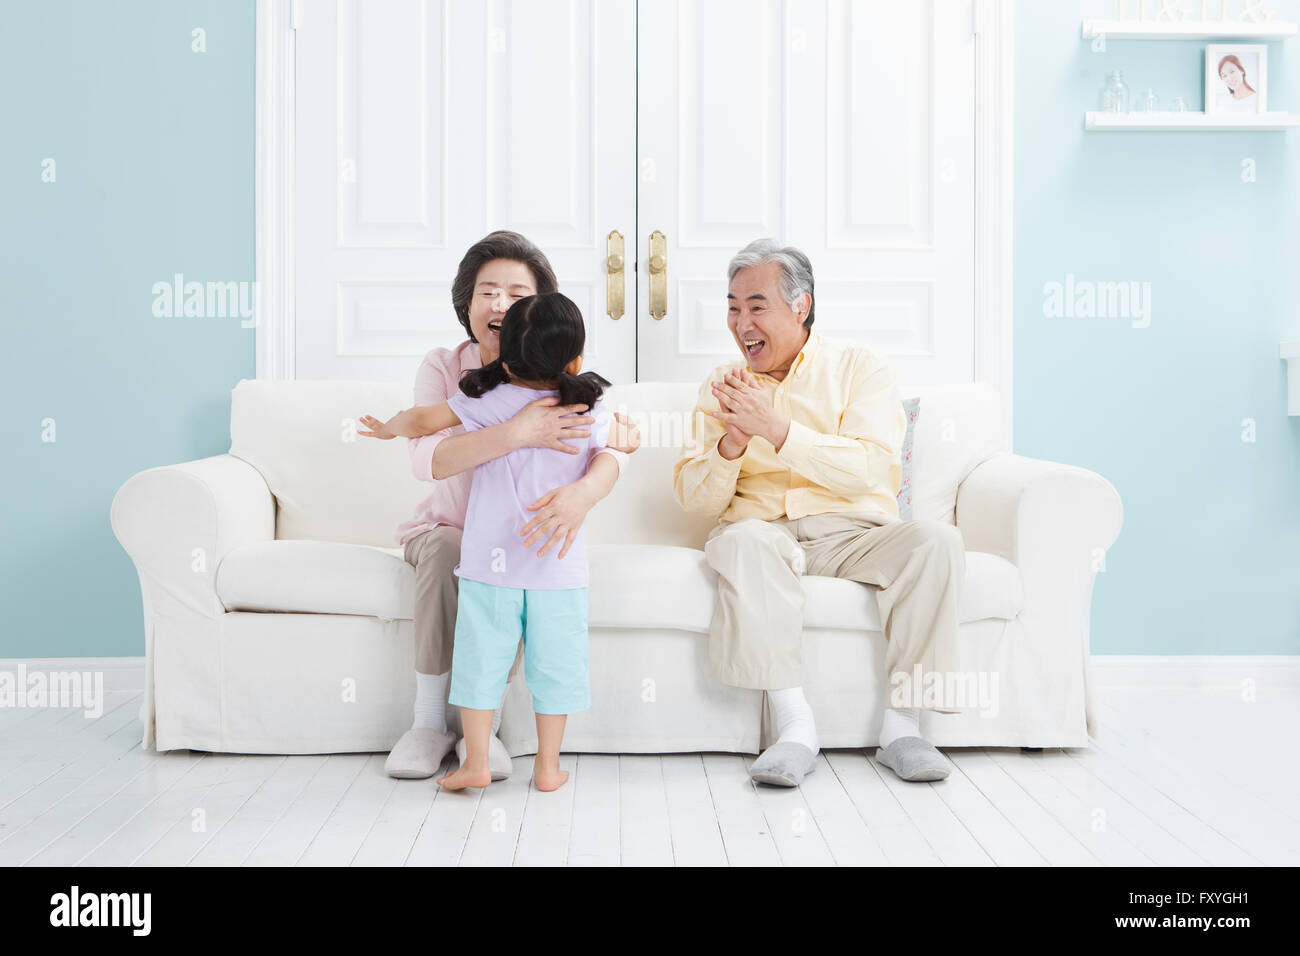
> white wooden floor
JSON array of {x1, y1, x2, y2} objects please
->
[{"x1": 2, "y1": 682, "x2": 1297, "y2": 866}]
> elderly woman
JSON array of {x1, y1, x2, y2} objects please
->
[{"x1": 385, "y1": 231, "x2": 639, "y2": 780}]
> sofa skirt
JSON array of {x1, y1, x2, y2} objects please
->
[{"x1": 146, "y1": 610, "x2": 1085, "y2": 755}]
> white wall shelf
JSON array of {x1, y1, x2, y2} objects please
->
[
  {"x1": 1081, "y1": 19, "x2": 1298, "y2": 40},
  {"x1": 1085, "y1": 110, "x2": 1300, "y2": 130}
]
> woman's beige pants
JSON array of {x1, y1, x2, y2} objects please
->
[{"x1": 404, "y1": 525, "x2": 521, "y2": 679}]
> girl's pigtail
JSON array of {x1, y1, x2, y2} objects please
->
[
  {"x1": 459, "y1": 359, "x2": 509, "y2": 398},
  {"x1": 557, "y1": 370, "x2": 612, "y2": 410}
]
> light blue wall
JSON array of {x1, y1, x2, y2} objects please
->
[
  {"x1": 0, "y1": 1, "x2": 255, "y2": 657},
  {"x1": 2, "y1": 1, "x2": 1295, "y2": 658},
  {"x1": 1015, "y1": 1, "x2": 1300, "y2": 653}
]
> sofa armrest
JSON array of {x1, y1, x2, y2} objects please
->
[
  {"x1": 956, "y1": 453, "x2": 1122, "y2": 569},
  {"x1": 956, "y1": 452, "x2": 1122, "y2": 637},
  {"x1": 111, "y1": 454, "x2": 275, "y2": 619},
  {"x1": 955, "y1": 453, "x2": 1122, "y2": 741}
]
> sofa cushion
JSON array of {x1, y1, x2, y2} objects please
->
[
  {"x1": 585, "y1": 383, "x2": 719, "y2": 550},
  {"x1": 905, "y1": 383, "x2": 1002, "y2": 525},
  {"x1": 225, "y1": 378, "x2": 1001, "y2": 550},
  {"x1": 229, "y1": 379, "x2": 428, "y2": 548},
  {"x1": 898, "y1": 396, "x2": 920, "y2": 521},
  {"x1": 589, "y1": 544, "x2": 1022, "y2": 632},
  {"x1": 216, "y1": 539, "x2": 414, "y2": 620},
  {"x1": 214, "y1": 540, "x2": 1023, "y2": 632},
  {"x1": 800, "y1": 551, "x2": 1024, "y2": 630},
  {"x1": 588, "y1": 382, "x2": 1001, "y2": 552}
]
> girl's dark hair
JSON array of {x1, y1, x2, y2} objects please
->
[
  {"x1": 451, "y1": 231, "x2": 558, "y2": 342},
  {"x1": 459, "y1": 292, "x2": 610, "y2": 409}
]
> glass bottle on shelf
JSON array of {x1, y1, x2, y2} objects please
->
[
  {"x1": 1170, "y1": 96, "x2": 1189, "y2": 112},
  {"x1": 1135, "y1": 88, "x2": 1160, "y2": 112},
  {"x1": 1100, "y1": 70, "x2": 1129, "y2": 113}
]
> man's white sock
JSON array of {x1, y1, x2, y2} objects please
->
[
  {"x1": 879, "y1": 707, "x2": 921, "y2": 749},
  {"x1": 769, "y1": 686, "x2": 819, "y2": 753},
  {"x1": 412, "y1": 672, "x2": 449, "y2": 733}
]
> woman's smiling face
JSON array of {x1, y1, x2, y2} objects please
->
[
  {"x1": 468, "y1": 258, "x2": 538, "y2": 363},
  {"x1": 1220, "y1": 61, "x2": 1244, "y2": 92}
]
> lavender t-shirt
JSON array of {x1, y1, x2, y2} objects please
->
[{"x1": 446, "y1": 382, "x2": 613, "y2": 590}]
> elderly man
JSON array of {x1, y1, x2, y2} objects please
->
[{"x1": 673, "y1": 238, "x2": 964, "y2": 787}]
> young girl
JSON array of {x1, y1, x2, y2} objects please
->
[{"x1": 359, "y1": 292, "x2": 626, "y2": 792}]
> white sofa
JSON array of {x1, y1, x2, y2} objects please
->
[{"x1": 110, "y1": 379, "x2": 1122, "y2": 756}]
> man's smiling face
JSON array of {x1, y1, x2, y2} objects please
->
[{"x1": 727, "y1": 260, "x2": 810, "y2": 381}]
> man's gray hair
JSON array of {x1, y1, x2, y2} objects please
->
[{"x1": 726, "y1": 238, "x2": 815, "y2": 330}]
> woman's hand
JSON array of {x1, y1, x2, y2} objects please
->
[
  {"x1": 519, "y1": 478, "x2": 600, "y2": 559},
  {"x1": 358, "y1": 414, "x2": 396, "y2": 439},
  {"x1": 607, "y1": 412, "x2": 641, "y2": 454},
  {"x1": 508, "y1": 397, "x2": 596, "y2": 455}
]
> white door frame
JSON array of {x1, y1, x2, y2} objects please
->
[
  {"x1": 255, "y1": 0, "x2": 298, "y2": 381},
  {"x1": 255, "y1": 0, "x2": 1015, "y2": 443},
  {"x1": 972, "y1": 0, "x2": 1015, "y2": 447}
]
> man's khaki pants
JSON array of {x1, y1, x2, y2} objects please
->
[{"x1": 703, "y1": 512, "x2": 965, "y2": 708}]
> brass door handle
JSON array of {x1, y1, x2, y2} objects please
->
[
  {"x1": 605, "y1": 230, "x2": 625, "y2": 320},
  {"x1": 648, "y1": 230, "x2": 667, "y2": 320}
]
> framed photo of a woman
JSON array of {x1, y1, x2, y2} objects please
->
[{"x1": 1206, "y1": 44, "x2": 1267, "y2": 116}]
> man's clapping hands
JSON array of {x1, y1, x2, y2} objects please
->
[{"x1": 707, "y1": 366, "x2": 790, "y2": 459}]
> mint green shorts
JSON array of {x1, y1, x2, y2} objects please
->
[{"x1": 449, "y1": 578, "x2": 590, "y2": 715}]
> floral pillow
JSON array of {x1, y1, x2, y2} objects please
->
[{"x1": 898, "y1": 397, "x2": 920, "y2": 520}]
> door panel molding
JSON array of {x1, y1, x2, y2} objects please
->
[
  {"x1": 336, "y1": 0, "x2": 446, "y2": 249},
  {"x1": 825, "y1": 0, "x2": 935, "y2": 249},
  {"x1": 487, "y1": 0, "x2": 598, "y2": 248}
]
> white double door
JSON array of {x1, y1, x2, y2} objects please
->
[{"x1": 294, "y1": 0, "x2": 975, "y2": 386}]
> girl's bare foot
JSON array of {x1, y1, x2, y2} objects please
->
[
  {"x1": 533, "y1": 756, "x2": 569, "y2": 792},
  {"x1": 437, "y1": 764, "x2": 492, "y2": 790}
]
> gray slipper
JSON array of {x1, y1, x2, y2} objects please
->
[
  {"x1": 385, "y1": 728, "x2": 457, "y2": 779},
  {"x1": 748, "y1": 742, "x2": 819, "y2": 787},
  {"x1": 875, "y1": 736, "x2": 952, "y2": 782},
  {"x1": 455, "y1": 734, "x2": 514, "y2": 781}
]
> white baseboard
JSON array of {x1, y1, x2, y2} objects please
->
[
  {"x1": 0, "y1": 657, "x2": 146, "y2": 694},
  {"x1": 1090, "y1": 654, "x2": 1300, "y2": 690}
]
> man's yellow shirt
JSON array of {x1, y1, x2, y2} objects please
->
[{"x1": 672, "y1": 332, "x2": 906, "y2": 523}]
